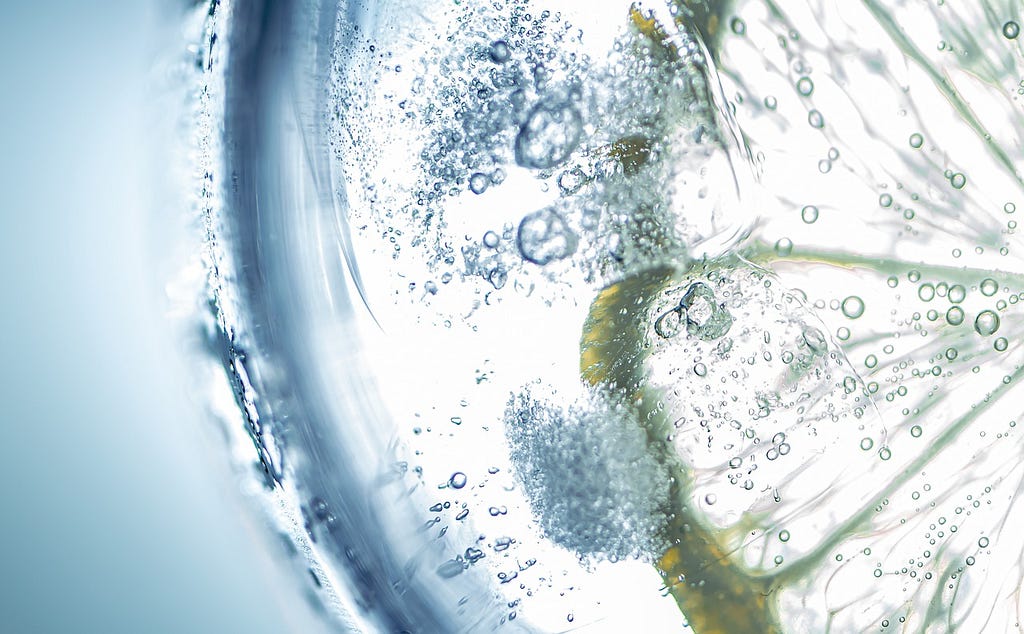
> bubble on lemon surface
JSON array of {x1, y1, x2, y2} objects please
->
[
  {"x1": 946, "y1": 306, "x2": 965, "y2": 326},
  {"x1": 679, "y1": 282, "x2": 733, "y2": 341},
  {"x1": 504, "y1": 386, "x2": 670, "y2": 561},
  {"x1": 796, "y1": 76, "x2": 814, "y2": 96},
  {"x1": 974, "y1": 310, "x2": 1000, "y2": 336},
  {"x1": 630, "y1": 259, "x2": 884, "y2": 538}
]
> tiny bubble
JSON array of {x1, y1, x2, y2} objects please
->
[{"x1": 449, "y1": 472, "x2": 468, "y2": 489}]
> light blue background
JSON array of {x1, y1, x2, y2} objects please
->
[{"x1": 0, "y1": 2, "x2": 330, "y2": 632}]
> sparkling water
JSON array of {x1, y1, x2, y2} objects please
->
[{"x1": 193, "y1": 0, "x2": 1024, "y2": 631}]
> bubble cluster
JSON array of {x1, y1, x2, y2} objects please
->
[
  {"x1": 332, "y1": 0, "x2": 760, "y2": 318},
  {"x1": 618, "y1": 258, "x2": 879, "y2": 525},
  {"x1": 504, "y1": 386, "x2": 670, "y2": 561},
  {"x1": 655, "y1": 281, "x2": 735, "y2": 342}
]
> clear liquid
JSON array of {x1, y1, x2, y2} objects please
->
[{"x1": 199, "y1": 0, "x2": 1024, "y2": 631}]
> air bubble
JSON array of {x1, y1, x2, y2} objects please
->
[
  {"x1": 950, "y1": 172, "x2": 967, "y2": 189},
  {"x1": 980, "y1": 278, "x2": 998, "y2": 296},
  {"x1": 681, "y1": 283, "x2": 734, "y2": 341},
  {"x1": 842, "y1": 295, "x2": 865, "y2": 319},
  {"x1": 1004, "y1": 21, "x2": 1020, "y2": 39},
  {"x1": 974, "y1": 310, "x2": 1000, "y2": 336},
  {"x1": 843, "y1": 376, "x2": 857, "y2": 393},
  {"x1": 516, "y1": 208, "x2": 578, "y2": 265},
  {"x1": 489, "y1": 40, "x2": 511, "y2": 63},
  {"x1": 730, "y1": 17, "x2": 746, "y2": 35},
  {"x1": 909, "y1": 133, "x2": 924, "y2": 148},
  {"x1": 514, "y1": 101, "x2": 583, "y2": 170},
  {"x1": 449, "y1": 472, "x2": 468, "y2": 489},
  {"x1": 557, "y1": 167, "x2": 586, "y2": 195},
  {"x1": 945, "y1": 306, "x2": 964, "y2": 326},
  {"x1": 801, "y1": 205, "x2": 819, "y2": 223},
  {"x1": 488, "y1": 267, "x2": 508, "y2": 289},
  {"x1": 796, "y1": 77, "x2": 814, "y2": 96},
  {"x1": 436, "y1": 559, "x2": 465, "y2": 578},
  {"x1": 774, "y1": 237, "x2": 794, "y2": 256},
  {"x1": 655, "y1": 308, "x2": 684, "y2": 339},
  {"x1": 469, "y1": 172, "x2": 489, "y2": 194}
]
